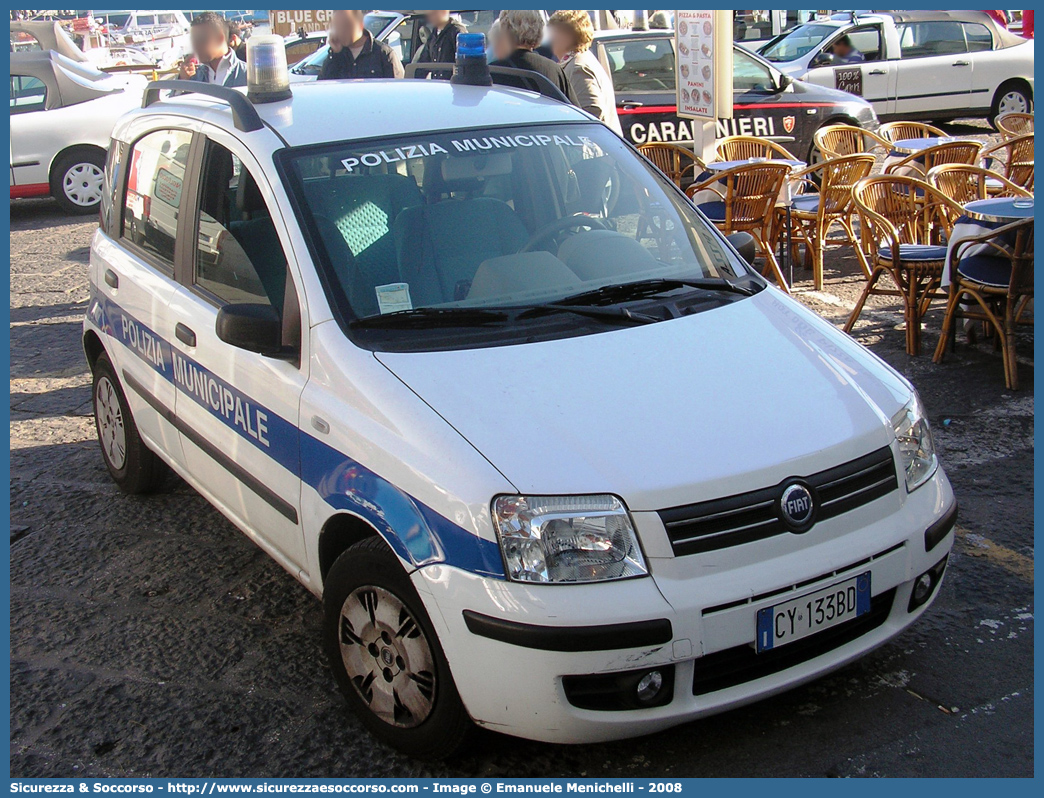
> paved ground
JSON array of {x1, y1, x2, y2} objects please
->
[{"x1": 9, "y1": 122, "x2": 1033, "y2": 777}]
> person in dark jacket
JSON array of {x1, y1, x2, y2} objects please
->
[
  {"x1": 318, "y1": 9, "x2": 404, "y2": 80},
  {"x1": 417, "y1": 10, "x2": 466, "y2": 63},
  {"x1": 228, "y1": 20, "x2": 248, "y2": 62},
  {"x1": 489, "y1": 10, "x2": 578, "y2": 103}
]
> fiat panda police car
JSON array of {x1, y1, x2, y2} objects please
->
[{"x1": 84, "y1": 35, "x2": 956, "y2": 758}]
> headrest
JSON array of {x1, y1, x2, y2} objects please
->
[
  {"x1": 440, "y1": 153, "x2": 513, "y2": 183},
  {"x1": 237, "y1": 170, "x2": 266, "y2": 215}
]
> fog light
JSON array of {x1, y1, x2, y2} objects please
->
[
  {"x1": 913, "y1": 573, "x2": 933, "y2": 603},
  {"x1": 636, "y1": 670, "x2": 664, "y2": 702},
  {"x1": 908, "y1": 555, "x2": 948, "y2": 612}
]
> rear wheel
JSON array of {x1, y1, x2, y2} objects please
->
[
  {"x1": 991, "y1": 83, "x2": 1032, "y2": 127},
  {"x1": 323, "y1": 536, "x2": 471, "y2": 759},
  {"x1": 50, "y1": 147, "x2": 105, "y2": 215},
  {"x1": 92, "y1": 353, "x2": 167, "y2": 493}
]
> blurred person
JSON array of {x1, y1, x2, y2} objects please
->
[
  {"x1": 228, "y1": 19, "x2": 247, "y2": 62},
  {"x1": 649, "y1": 10, "x2": 670, "y2": 29},
  {"x1": 1023, "y1": 9, "x2": 1033, "y2": 37},
  {"x1": 548, "y1": 10, "x2": 622, "y2": 135},
  {"x1": 829, "y1": 34, "x2": 864, "y2": 63},
  {"x1": 178, "y1": 12, "x2": 246, "y2": 87},
  {"x1": 319, "y1": 9, "x2": 404, "y2": 80},
  {"x1": 417, "y1": 10, "x2": 465, "y2": 63},
  {"x1": 488, "y1": 19, "x2": 512, "y2": 62},
  {"x1": 490, "y1": 10, "x2": 577, "y2": 103}
]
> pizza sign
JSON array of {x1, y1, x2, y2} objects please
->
[{"x1": 834, "y1": 66, "x2": 863, "y2": 97}]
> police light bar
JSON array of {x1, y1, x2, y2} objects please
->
[
  {"x1": 246, "y1": 33, "x2": 292, "y2": 103},
  {"x1": 451, "y1": 32, "x2": 491, "y2": 86}
]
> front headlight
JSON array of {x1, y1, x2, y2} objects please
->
[
  {"x1": 892, "y1": 394, "x2": 937, "y2": 491},
  {"x1": 492, "y1": 494, "x2": 648, "y2": 584}
]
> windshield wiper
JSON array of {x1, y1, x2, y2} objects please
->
[
  {"x1": 554, "y1": 277, "x2": 757, "y2": 307},
  {"x1": 349, "y1": 307, "x2": 509, "y2": 329},
  {"x1": 515, "y1": 303, "x2": 661, "y2": 324}
]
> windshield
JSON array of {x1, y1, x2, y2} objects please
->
[
  {"x1": 281, "y1": 123, "x2": 753, "y2": 350},
  {"x1": 760, "y1": 23, "x2": 839, "y2": 62}
]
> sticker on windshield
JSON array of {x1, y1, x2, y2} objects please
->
[
  {"x1": 340, "y1": 133, "x2": 596, "y2": 173},
  {"x1": 375, "y1": 282, "x2": 413, "y2": 315}
]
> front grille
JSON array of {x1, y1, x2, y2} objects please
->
[
  {"x1": 659, "y1": 447, "x2": 898, "y2": 556},
  {"x1": 691, "y1": 588, "x2": 896, "y2": 696}
]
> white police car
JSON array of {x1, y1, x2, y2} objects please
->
[{"x1": 84, "y1": 35, "x2": 956, "y2": 758}]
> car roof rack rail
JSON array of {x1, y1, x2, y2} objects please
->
[
  {"x1": 142, "y1": 80, "x2": 264, "y2": 133},
  {"x1": 404, "y1": 62, "x2": 570, "y2": 105}
]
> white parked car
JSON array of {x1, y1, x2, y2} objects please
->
[
  {"x1": 83, "y1": 46, "x2": 956, "y2": 758},
  {"x1": 758, "y1": 10, "x2": 1034, "y2": 125},
  {"x1": 10, "y1": 51, "x2": 147, "y2": 214}
]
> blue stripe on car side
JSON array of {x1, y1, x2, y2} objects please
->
[{"x1": 88, "y1": 290, "x2": 506, "y2": 579}]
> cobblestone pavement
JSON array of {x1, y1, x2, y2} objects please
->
[{"x1": 10, "y1": 121, "x2": 1033, "y2": 777}]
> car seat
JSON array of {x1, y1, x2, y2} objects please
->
[
  {"x1": 302, "y1": 173, "x2": 423, "y2": 316},
  {"x1": 229, "y1": 171, "x2": 286, "y2": 312},
  {"x1": 392, "y1": 197, "x2": 529, "y2": 305}
]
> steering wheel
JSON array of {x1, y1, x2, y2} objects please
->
[{"x1": 519, "y1": 214, "x2": 611, "y2": 254}]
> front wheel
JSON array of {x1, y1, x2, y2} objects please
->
[
  {"x1": 50, "y1": 148, "x2": 105, "y2": 215},
  {"x1": 323, "y1": 537, "x2": 471, "y2": 759},
  {"x1": 991, "y1": 83, "x2": 1032, "y2": 127}
]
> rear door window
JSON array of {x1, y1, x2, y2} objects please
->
[
  {"x1": 898, "y1": 21, "x2": 967, "y2": 58},
  {"x1": 121, "y1": 129, "x2": 194, "y2": 273},
  {"x1": 963, "y1": 22, "x2": 993, "y2": 52},
  {"x1": 9, "y1": 75, "x2": 47, "y2": 114},
  {"x1": 603, "y1": 37, "x2": 676, "y2": 93},
  {"x1": 733, "y1": 48, "x2": 776, "y2": 92}
]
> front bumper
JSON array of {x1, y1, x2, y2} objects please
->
[{"x1": 413, "y1": 469, "x2": 956, "y2": 744}]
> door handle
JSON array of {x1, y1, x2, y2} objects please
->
[
  {"x1": 952, "y1": 60, "x2": 970, "y2": 67},
  {"x1": 175, "y1": 323, "x2": 196, "y2": 347},
  {"x1": 868, "y1": 68, "x2": 886, "y2": 75},
  {"x1": 622, "y1": 101, "x2": 644, "y2": 109},
  {"x1": 103, "y1": 269, "x2": 119, "y2": 289}
]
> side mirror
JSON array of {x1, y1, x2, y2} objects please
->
[
  {"x1": 727, "y1": 232, "x2": 757, "y2": 266},
  {"x1": 776, "y1": 73, "x2": 793, "y2": 91},
  {"x1": 811, "y1": 51, "x2": 838, "y2": 68},
  {"x1": 215, "y1": 303, "x2": 288, "y2": 358}
]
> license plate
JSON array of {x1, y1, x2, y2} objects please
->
[{"x1": 756, "y1": 572, "x2": 871, "y2": 653}]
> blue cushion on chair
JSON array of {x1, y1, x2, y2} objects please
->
[
  {"x1": 790, "y1": 195, "x2": 821, "y2": 213},
  {"x1": 878, "y1": 244, "x2": 947, "y2": 262},
  {"x1": 957, "y1": 253, "x2": 1012, "y2": 288},
  {"x1": 696, "y1": 201, "x2": 726, "y2": 222}
]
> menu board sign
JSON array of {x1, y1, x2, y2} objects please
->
[{"x1": 675, "y1": 10, "x2": 733, "y2": 120}]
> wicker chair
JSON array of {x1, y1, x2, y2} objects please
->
[
  {"x1": 933, "y1": 218, "x2": 1033, "y2": 389},
  {"x1": 884, "y1": 140, "x2": 982, "y2": 179},
  {"x1": 638, "y1": 142, "x2": 705, "y2": 188},
  {"x1": 925, "y1": 164, "x2": 1031, "y2": 204},
  {"x1": 995, "y1": 112, "x2": 1034, "y2": 140},
  {"x1": 979, "y1": 133, "x2": 1034, "y2": 191},
  {"x1": 878, "y1": 121, "x2": 948, "y2": 142},
  {"x1": 813, "y1": 124, "x2": 891, "y2": 160},
  {"x1": 686, "y1": 161, "x2": 793, "y2": 291},
  {"x1": 844, "y1": 176, "x2": 966, "y2": 355},
  {"x1": 714, "y1": 135, "x2": 797, "y2": 162},
  {"x1": 779, "y1": 154, "x2": 875, "y2": 289}
]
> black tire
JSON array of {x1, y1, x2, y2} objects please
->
[
  {"x1": 323, "y1": 536, "x2": 471, "y2": 759},
  {"x1": 50, "y1": 147, "x2": 106, "y2": 216},
  {"x1": 990, "y1": 82, "x2": 1032, "y2": 128},
  {"x1": 92, "y1": 352, "x2": 168, "y2": 493}
]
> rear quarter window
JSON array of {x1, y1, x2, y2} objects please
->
[{"x1": 603, "y1": 37, "x2": 676, "y2": 93}]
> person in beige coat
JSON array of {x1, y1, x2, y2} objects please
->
[{"x1": 548, "y1": 10, "x2": 624, "y2": 136}]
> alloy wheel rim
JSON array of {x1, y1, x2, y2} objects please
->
[
  {"x1": 999, "y1": 91, "x2": 1028, "y2": 116},
  {"x1": 63, "y1": 163, "x2": 104, "y2": 207},
  {"x1": 95, "y1": 376, "x2": 127, "y2": 470},
  {"x1": 339, "y1": 585, "x2": 436, "y2": 728}
]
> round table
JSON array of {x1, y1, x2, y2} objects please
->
[
  {"x1": 890, "y1": 136, "x2": 980, "y2": 155},
  {"x1": 963, "y1": 196, "x2": 1035, "y2": 223},
  {"x1": 706, "y1": 158, "x2": 806, "y2": 172}
]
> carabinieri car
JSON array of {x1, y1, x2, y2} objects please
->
[{"x1": 84, "y1": 39, "x2": 956, "y2": 758}]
